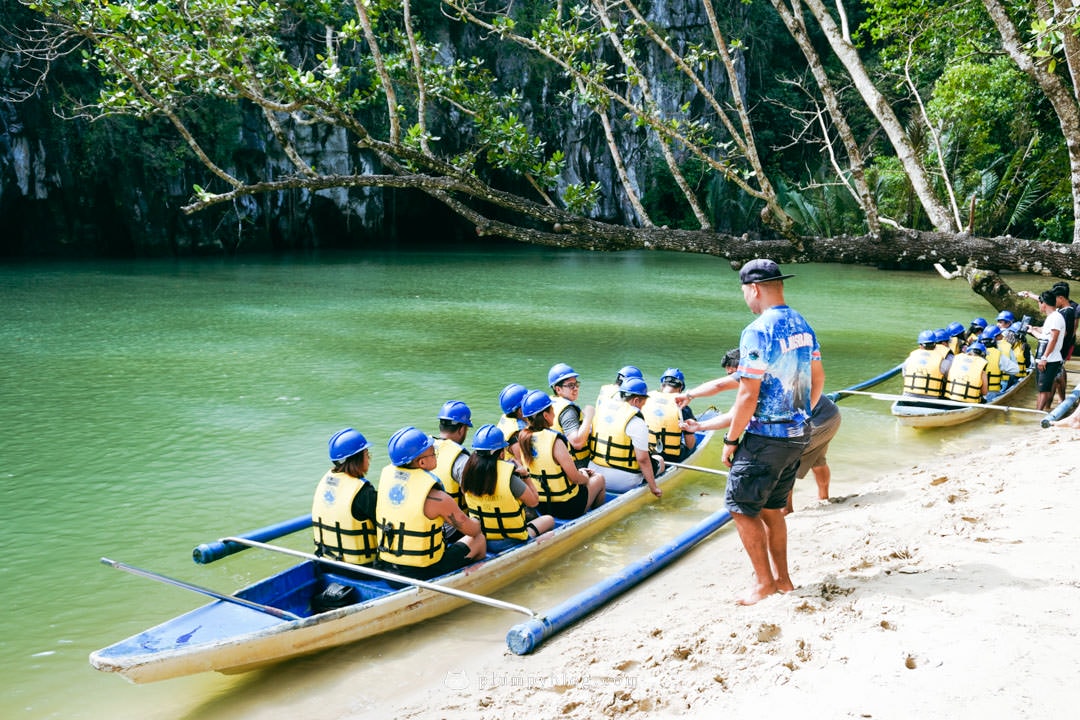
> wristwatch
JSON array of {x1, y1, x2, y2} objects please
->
[{"x1": 723, "y1": 434, "x2": 740, "y2": 446}]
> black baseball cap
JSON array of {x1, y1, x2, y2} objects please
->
[{"x1": 739, "y1": 258, "x2": 796, "y2": 284}]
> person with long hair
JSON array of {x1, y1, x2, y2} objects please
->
[
  {"x1": 517, "y1": 390, "x2": 605, "y2": 519},
  {"x1": 460, "y1": 424, "x2": 554, "y2": 552}
]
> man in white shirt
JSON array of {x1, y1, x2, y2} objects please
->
[{"x1": 1030, "y1": 290, "x2": 1066, "y2": 411}]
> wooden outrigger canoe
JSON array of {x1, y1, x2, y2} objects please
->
[
  {"x1": 890, "y1": 371, "x2": 1036, "y2": 428},
  {"x1": 90, "y1": 426, "x2": 716, "y2": 684}
]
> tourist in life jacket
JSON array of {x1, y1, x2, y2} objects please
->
[
  {"x1": 495, "y1": 382, "x2": 530, "y2": 470},
  {"x1": 965, "y1": 317, "x2": 988, "y2": 348},
  {"x1": 996, "y1": 310, "x2": 1032, "y2": 381},
  {"x1": 376, "y1": 426, "x2": 485, "y2": 581},
  {"x1": 431, "y1": 400, "x2": 472, "y2": 506},
  {"x1": 943, "y1": 343, "x2": 989, "y2": 404},
  {"x1": 312, "y1": 428, "x2": 378, "y2": 566},
  {"x1": 902, "y1": 330, "x2": 950, "y2": 399},
  {"x1": 979, "y1": 325, "x2": 1019, "y2": 401},
  {"x1": 595, "y1": 364, "x2": 643, "y2": 409},
  {"x1": 460, "y1": 424, "x2": 554, "y2": 553},
  {"x1": 643, "y1": 367, "x2": 697, "y2": 462},
  {"x1": 588, "y1": 377, "x2": 664, "y2": 496},
  {"x1": 945, "y1": 321, "x2": 967, "y2": 355},
  {"x1": 547, "y1": 362, "x2": 595, "y2": 468},
  {"x1": 518, "y1": 389, "x2": 605, "y2": 519}
]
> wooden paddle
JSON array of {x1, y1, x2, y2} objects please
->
[{"x1": 221, "y1": 536, "x2": 538, "y2": 617}]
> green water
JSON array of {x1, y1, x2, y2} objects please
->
[{"x1": 0, "y1": 250, "x2": 1039, "y2": 719}]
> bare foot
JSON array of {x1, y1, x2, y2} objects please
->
[
  {"x1": 776, "y1": 579, "x2": 795, "y2": 593},
  {"x1": 736, "y1": 582, "x2": 778, "y2": 606}
]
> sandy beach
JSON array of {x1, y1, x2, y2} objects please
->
[{"x1": 363, "y1": 425, "x2": 1080, "y2": 720}]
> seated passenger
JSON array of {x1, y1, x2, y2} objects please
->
[
  {"x1": 495, "y1": 383, "x2": 529, "y2": 469},
  {"x1": 943, "y1": 343, "x2": 989, "y2": 404},
  {"x1": 595, "y1": 365, "x2": 643, "y2": 408},
  {"x1": 432, "y1": 400, "x2": 472, "y2": 506},
  {"x1": 980, "y1": 325, "x2": 1019, "y2": 400},
  {"x1": 376, "y1": 426, "x2": 486, "y2": 581},
  {"x1": 902, "y1": 330, "x2": 949, "y2": 399},
  {"x1": 547, "y1": 362, "x2": 595, "y2": 468},
  {"x1": 965, "y1": 317, "x2": 988, "y2": 348},
  {"x1": 643, "y1": 367, "x2": 697, "y2": 462},
  {"x1": 588, "y1": 378, "x2": 663, "y2": 497},
  {"x1": 945, "y1": 321, "x2": 967, "y2": 355},
  {"x1": 518, "y1": 389, "x2": 605, "y2": 519},
  {"x1": 460, "y1": 424, "x2": 554, "y2": 553},
  {"x1": 312, "y1": 428, "x2": 378, "y2": 566}
]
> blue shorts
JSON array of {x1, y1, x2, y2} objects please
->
[{"x1": 725, "y1": 432, "x2": 809, "y2": 517}]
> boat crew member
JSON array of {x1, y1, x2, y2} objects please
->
[
  {"x1": 547, "y1": 362, "x2": 595, "y2": 468},
  {"x1": 518, "y1": 389, "x2": 606, "y2": 519},
  {"x1": 901, "y1": 330, "x2": 949, "y2": 399},
  {"x1": 980, "y1": 325, "x2": 1018, "y2": 400},
  {"x1": 588, "y1": 377, "x2": 664, "y2": 496},
  {"x1": 312, "y1": 428, "x2": 378, "y2": 566},
  {"x1": 1051, "y1": 283, "x2": 1076, "y2": 405},
  {"x1": 1028, "y1": 290, "x2": 1066, "y2": 412},
  {"x1": 718, "y1": 259, "x2": 823, "y2": 605},
  {"x1": 460, "y1": 424, "x2": 554, "y2": 553},
  {"x1": 431, "y1": 400, "x2": 473, "y2": 505},
  {"x1": 943, "y1": 343, "x2": 989, "y2": 404},
  {"x1": 495, "y1": 383, "x2": 530, "y2": 470},
  {"x1": 643, "y1": 367, "x2": 697, "y2": 462},
  {"x1": 376, "y1": 426, "x2": 486, "y2": 581},
  {"x1": 595, "y1": 365, "x2": 643, "y2": 409}
]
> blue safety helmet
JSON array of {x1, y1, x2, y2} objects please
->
[
  {"x1": 967, "y1": 342, "x2": 986, "y2": 356},
  {"x1": 997, "y1": 310, "x2": 1015, "y2": 323},
  {"x1": 471, "y1": 424, "x2": 508, "y2": 452},
  {"x1": 547, "y1": 362, "x2": 579, "y2": 388},
  {"x1": 980, "y1": 325, "x2": 1002, "y2": 343},
  {"x1": 970, "y1": 317, "x2": 987, "y2": 330},
  {"x1": 498, "y1": 383, "x2": 529, "y2": 415},
  {"x1": 616, "y1": 365, "x2": 643, "y2": 383},
  {"x1": 917, "y1": 329, "x2": 936, "y2": 345},
  {"x1": 660, "y1": 368, "x2": 686, "y2": 389},
  {"x1": 933, "y1": 328, "x2": 950, "y2": 343},
  {"x1": 438, "y1": 400, "x2": 473, "y2": 427},
  {"x1": 328, "y1": 428, "x2": 370, "y2": 463},
  {"x1": 387, "y1": 426, "x2": 433, "y2": 466},
  {"x1": 620, "y1": 377, "x2": 648, "y2": 397},
  {"x1": 522, "y1": 389, "x2": 553, "y2": 418},
  {"x1": 946, "y1": 321, "x2": 965, "y2": 338}
]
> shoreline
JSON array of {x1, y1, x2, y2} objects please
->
[{"x1": 360, "y1": 426, "x2": 1080, "y2": 719}]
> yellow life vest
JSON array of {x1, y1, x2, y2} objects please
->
[
  {"x1": 643, "y1": 391, "x2": 682, "y2": 461},
  {"x1": 526, "y1": 428, "x2": 582, "y2": 505},
  {"x1": 496, "y1": 414, "x2": 524, "y2": 462},
  {"x1": 311, "y1": 471, "x2": 377, "y2": 565},
  {"x1": 461, "y1": 459, "x2": 528, "y2": 541},
  {"x1": 944, "y1": 354, "x2": 988, "y2": 403},
  {"x1": 594, "y1": 384, "x2": 620, "y2": 409},
  {"x1": 590, "y1": 402, "x2": 642, "y2": 472},
  {"x1": 1013, "y1": 338, "x2": 1031, "y2": 376},
  {"x1": 984, "y1": 346, "x2": 1004, "y2": 392},
  {"x1": 432, "y1": 437, "x2": 466, "y2": 503},
  {"x1": 902, "y1": 347, "x2": 946, "y2": 397},
  {"x1": 376, "y1": 465, "x2": 444, "y2": 568},
  {"x1": 551, "y1": 396, "x2": 591, "y2": 465},
  {"x1": 948, "y1": 336, "x2": 962, "y2": 355}
]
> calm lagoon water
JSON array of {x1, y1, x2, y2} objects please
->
[{"x1": 0, "y1": 249, "x2": 1040, "y2": 719}]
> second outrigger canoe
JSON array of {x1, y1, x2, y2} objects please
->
[
  {"x1": 890, "y1": 371, "x2": 1035, "y2": 428},
  {"x1": 90, "y1": 423, "x2": 717, "y2": 684}
]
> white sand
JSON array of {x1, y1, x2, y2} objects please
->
[{"x1": 369, "y1": 426, "x2": 1080, "y2": 720}]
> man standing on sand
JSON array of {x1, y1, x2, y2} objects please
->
[{"x1": 721, "y1": 259, "x2": 824, "y2": 605}]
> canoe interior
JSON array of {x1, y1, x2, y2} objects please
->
[{"x1": 891, "y1": 372, "x2": 1034, "y2": 428}]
